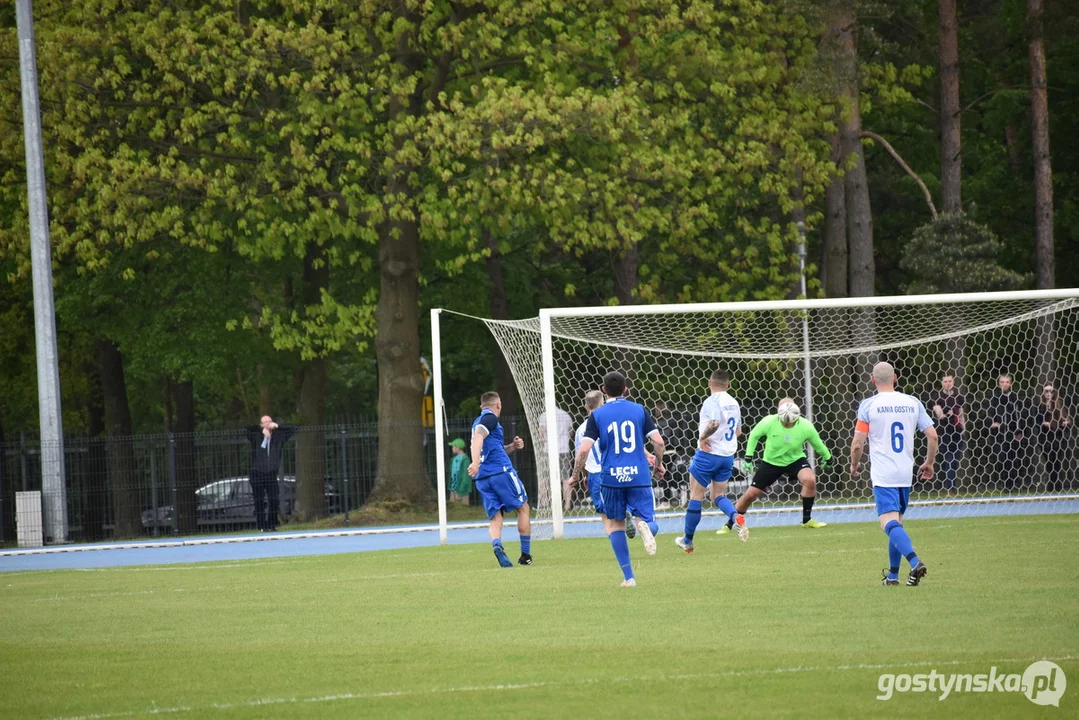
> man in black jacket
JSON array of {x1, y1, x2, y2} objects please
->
[
  {"x1": 244, "y1": 416, "x2": 298, "y2": 531},
  {"x1": 987, "y1": 374, "x2": 1034, "y2": 490}
]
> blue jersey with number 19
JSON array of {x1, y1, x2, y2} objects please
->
[
  {"x1": 856, "y1": 391, "x2": 933, "y2": 488},
  {"x1": 584, "y1": 398, "x2": 657, "y2": 488}
]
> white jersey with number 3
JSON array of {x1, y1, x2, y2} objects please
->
[
  {"x1": 856, "y1": 391, "x2": 933, "y2": 488},
  {"x1": 699, "y1": 391, "x2": 741, "y2": 457}
]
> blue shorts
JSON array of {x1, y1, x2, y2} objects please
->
[
  {"x1": 688, "y1": 452, "x2": 734, "y2": 487},
  {"x1": 476, "y1": 469, "x2": 528, "y2": 520},
  {"x1": 600, "y1": 486, "x2": 655, "y2": 524},
  {"x1": 874, "y1": 486, "x2": 910, "y2": 516},
  {"x1": 588, "y1": 472, "x2": 605, "y2": 516}
]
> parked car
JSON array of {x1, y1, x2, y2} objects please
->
[{"x1": 142, "y1": 476, "x2": 341, "y2": 530}]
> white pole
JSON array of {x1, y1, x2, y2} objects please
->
[
  {"x1": 539, "y1": 311, "x2": 565, "y2": 539},
  {"x1": 797, "y1": 222, "x2": 815, "y2": 465},
  {"x1": 431, "y1": 309, "x2": 448, "y2": 546},
  {"x1": 17, "y1": 0, "x2": 67, "y2": 544}
]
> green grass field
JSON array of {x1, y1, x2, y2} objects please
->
[{"x1": 2, "y1": 514, "x2": 1077, "y2": 719}]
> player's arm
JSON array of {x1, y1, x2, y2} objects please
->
[
  {"x1": 468, "y1": 417, "x2": 494, "y2": 478},
  {"x1": 642, "y1": 412, "x2": 665, "y2": 479},
  {"x1": 806, "y1": 423, "x2": 832, "y2": 464},
  {"x1": 744, "y1": 419, "x2": 765, "y2": 458},
  {"x1": 572, "y1": 415, "x2": 600, "y2": 485},
  {"x1": 698, "y1": 406, "x2": 720, "y2": 451},
  {"x1": 918, "y1": 426, "x2": 939, "y2": 480},
  {"x1": 850, "y1": 399, "x2": 872, "y2": 476},
  {"x1": 504, "y1": 436, "x2": 524, "y2": 453},
  {"x1": 917, "y1": 404, "x2": 938, "y2": 480},
  {"x1": 850, "y1": 430, "x2": 868, "y2": 477}
]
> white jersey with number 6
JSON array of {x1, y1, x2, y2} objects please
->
[{"x1": 856, "y1": 391, "x2": 933, "y2": 488}]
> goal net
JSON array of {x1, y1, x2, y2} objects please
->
[{"x1": 439, "y1": 291, "x2": 1079, "y2": 540}]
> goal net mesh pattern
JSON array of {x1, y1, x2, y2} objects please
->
[{"x1": 478, "y1": 295, "x2": 1079, "y2": 538}]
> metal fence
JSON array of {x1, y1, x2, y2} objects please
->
[{"x1": 0, "y1": 415, "x2": 537, "y2": 545}]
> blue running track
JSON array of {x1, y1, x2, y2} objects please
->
[{"x1": 2, "y1": 497, "x2": 1077, "y2": 572}]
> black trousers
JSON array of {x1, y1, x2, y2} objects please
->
[
  {"x1": 992, "y1": 436, "x2": 1027, "y2": 490},
  {"x1": 251, "y1": 471, "x2": 280, "y2": 530}
]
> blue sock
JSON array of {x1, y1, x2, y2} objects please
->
[
  {"x1": 520, "y1": 535, "x2": 531, "y2": 555},
  {"x1": 716, "y1": 496, "x2": 737, "y2": 522},
  {"x1": 884, "y1": 520, "x2": 920, "y2": 568},
  {"x1": 647, "y1": 520, "x2": 659, "y2": 537},
  {"x1": 492, "y1": 539, "x2": 503, "y2": 550},
  {"x1": 888, "y1": 541, "x2": 902, "y2": 580},
  {"x1": 684, "y1": 500, "x2": 703, "y2": 541},
  {"x1": 609, "y1": 530, "x2": 634, "y2": 581}
]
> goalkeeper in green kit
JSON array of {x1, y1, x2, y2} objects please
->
[{"x1": 718, "y1": 397, "x2": 832, "y2": 539}]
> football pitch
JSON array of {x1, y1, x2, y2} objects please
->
[{"x1": 2, "y1": 514, "x2": 1076, "y2": 719}]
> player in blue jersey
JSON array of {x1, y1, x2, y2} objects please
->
[
  {"x1": 572, "y1": 371, "x2": 665, "y2": 587},
  {"x1": 676, "y1": 369, "x2": 748, "y2": 552},
  {"x1": 468, "y1": 391, "x2": 530, "y2": 567},
  {"x1": 850, "y1": 362, "x2": 938, "y2": 587}
]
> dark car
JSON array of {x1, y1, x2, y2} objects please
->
[{"x1": 141, "y1": 476, "x2": 340, "y2": 530}]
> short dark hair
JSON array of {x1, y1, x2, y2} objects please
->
[
  {"x1": 602, "y1": 371, "x2": 627, "y2": 398},
  {"x1": 480, "y1": 391, "x2": 500, "y2": 407},
  {"x1": 710, "y1": 369, "x2": 730, "y2": 386}
]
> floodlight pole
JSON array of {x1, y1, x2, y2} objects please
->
[
  {"x1": 796, "y1": 221, "x2": 816, "y2": 465},
  {"x1": 16, "y1": 0, "x2": 67, "y2": 543}
]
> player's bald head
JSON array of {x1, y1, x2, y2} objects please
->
[{"x1": 872, "y1": 362, "x2": 895, "y2": 384}]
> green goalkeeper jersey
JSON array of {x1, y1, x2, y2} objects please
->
[{"x1": 745, "y1": 415, "x2": 831, "y2": 466}]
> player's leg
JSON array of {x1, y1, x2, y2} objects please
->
[
  {"x1": 875, "y1": 487, "x2": 925, "y2": 585},
  {"x1": 601, "y1": 486, "x2": 636, "y2": 586},
  {"x1": 677, "y1": 457, "x2": 712, "y2": 552},
  {"x1": 628, "y1": 486, "x2": 658, "y2": 556},
  {"x1": 720, "y1": 462, "x2": 775, "y2": 535},
  {"x1": 476, "y1": 479, "x2": 513, "y2": 568},
  {"x1": 797, "y1": 464, "x2": 826, "y2": 528},
  {"x1": 499, "y1": 469, "x2": 531, "y2": 565},
  {"x1": 516, "y1": 502, "x2": 533, "y2": 565},
  {"x1": 710, "y1": 479, "x2": 748, "y2": 542}
]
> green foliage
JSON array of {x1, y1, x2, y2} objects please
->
[{"x1": 900, "y1": 213, "x2": 1029, "y2": 294}]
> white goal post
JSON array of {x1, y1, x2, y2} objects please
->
[{"x1": 433, "y1": 289, "x2": 1079, "y2": 543}]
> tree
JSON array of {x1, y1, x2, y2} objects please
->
[
  {"x1": 1026, "y1": 0, "x2": 1054, "y2": 289},
  {"x1": 939, "y1": 0, "x2": 962, "y2": 213},
  {"x1": 900, "y1": 213, "x2": 1027, "y2": 293}
]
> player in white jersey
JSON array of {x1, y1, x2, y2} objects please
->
[
  {"x1": 676, "y1": 369, "x2": 747, "y2": 551},
  {"x1": 850, "y1": 362, "x2": 938, "y2": 587}
]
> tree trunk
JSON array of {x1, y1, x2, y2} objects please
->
[
  {"x1": 84, "y1": 364, "x2": 108, "y2": 540},
  {"x1": 294, "y1": 241, "x2": 329, "y2": 520},
  {"x1": 834, "y1": 14, "x2": 875, "y2": 298},
  {"x1": 1027, "y1": 0, "x2": 1056, "y2": 380},
  {"x1": 939, "y1": 0, "x2": 962, "y2": 214},
  {"x1": 1027, "y1": 0, "x2": 1054, "y2": 290},
  {"x1": 369, "y1": 2, "x2": 432, "y2": 506},
  {"x1": 257, "y1": 363, "x2": 272, "y2": 416},
  {"x1": 295, "y1": 357, "x2": 327, "y2": 520},
  {"x1": 824, "y1": 134, "x2": 848, "y2": 299},
  {"x1": 170, "y1": 379, "x2": 198, "y2": 534},
  {"x1": 95, "y1": 340, "x2": 140, "y2": 538},
  {"x1": 484, "y1": 230, "x2": 519, "y2": 417}
]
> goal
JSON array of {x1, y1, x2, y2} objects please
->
[{"x1": 433, "y1": 290, "x2": 1079, "y2": 541}]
